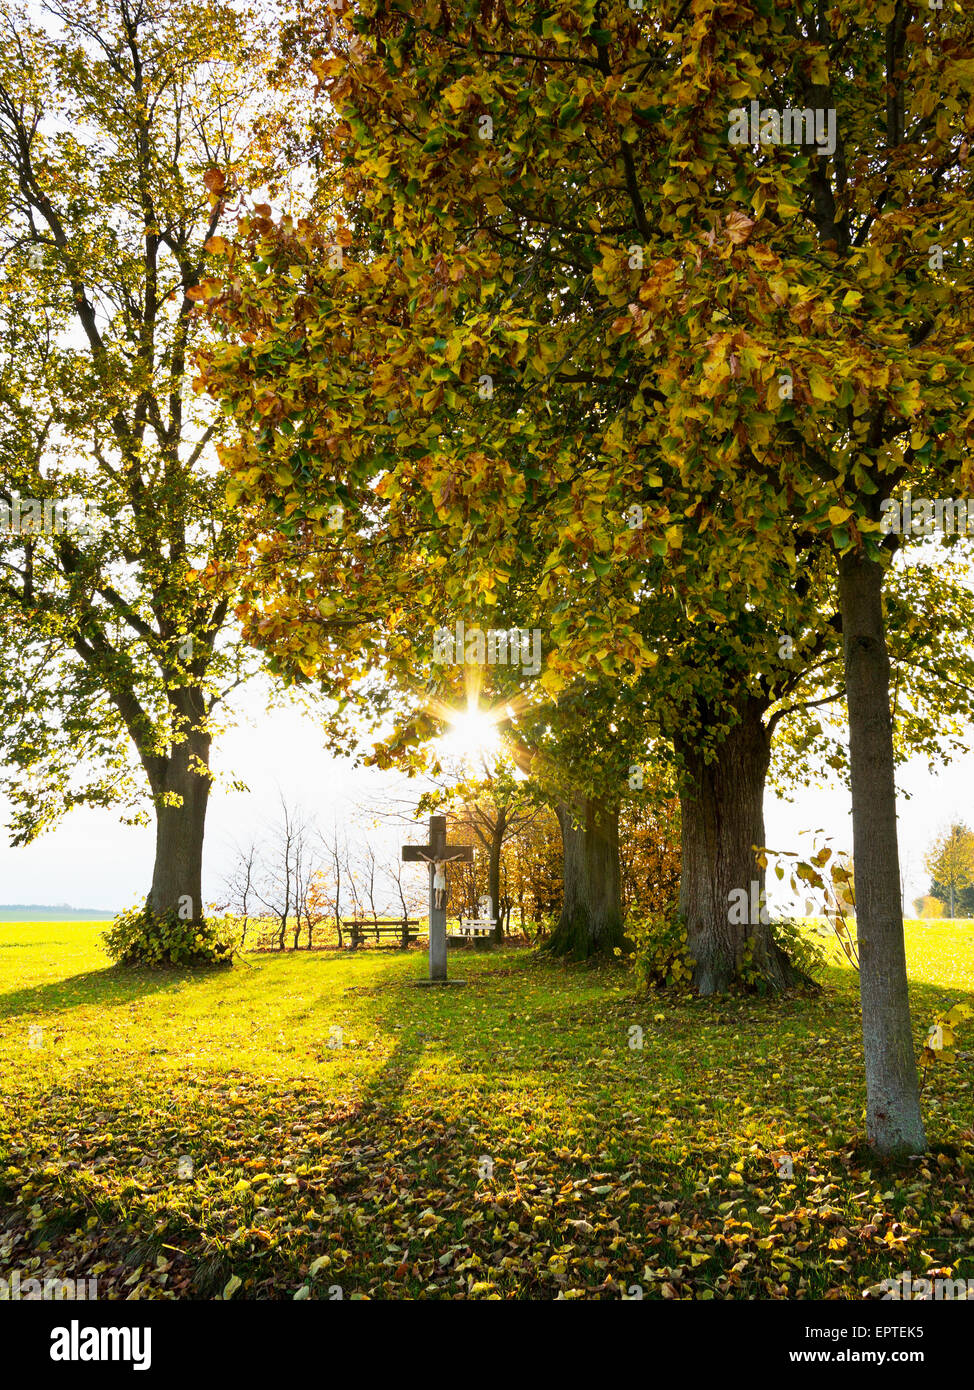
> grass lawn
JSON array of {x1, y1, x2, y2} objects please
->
[{"x1": 0, "y1": 920, "x2": 971, "y2": 1300}]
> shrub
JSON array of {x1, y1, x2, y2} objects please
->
[
  {"x1": 525, "y1": 913, "x2": 556, "y2": 945},
  {"x1": 740, "y1": 917, "x2": 828, "y2": 990},
  {"x1": 914, "y1": 895, "x2": 945, "y2": 920},
  {"x1": 103, "y1": 906, "x2": 235, "y2": 968},
  {"x1": 628, "y1": 912, "x2": 827, "y2": 993},
  {"x1": 627, "y1": 911, "x2": 694, "y2": 991}
]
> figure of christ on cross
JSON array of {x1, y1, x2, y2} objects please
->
[
  {"x1": 402, "y1": 815, "x2": 474, "y2": 982},
  {"x1": 413, "y1": 851, "x2": 468, "y2": 909}
]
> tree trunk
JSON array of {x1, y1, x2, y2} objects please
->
[
  {"x1": 146, "y1": 721, "x2": 211, "y2": 927},
  {"x1": 676, "y1": 696, "x2": 797, "y2": 994},
  {"x1": 489, "y1": 810, "x2": 505, "y2": 944},
  {"x1": 545, "y1": 798, "x2": 624, "y2": 959},
  {"x1": 839, "y1": 548, "x2": 925, "y2": 1157},
  {"x1": 332, "y1": 868, "x2": 343, "y2": 948},
  {"x1": 499, "y1": 894, "x2": 512, "y2": 938}
]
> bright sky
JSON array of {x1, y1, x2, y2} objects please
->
[
  {"x1": 0, "y1": 673, "x2": 969, "y2": 915},
  {"x1": 0, "y1": 684, "x2": 422, "y2": 913}
]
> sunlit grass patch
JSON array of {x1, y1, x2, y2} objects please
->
[{"x1": 0, "y1": 921, "x2": 971, "y2": 1300}]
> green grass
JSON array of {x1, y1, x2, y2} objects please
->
[{"x1": 0, "y1": 920, "x2": 972, "y2": 1300}]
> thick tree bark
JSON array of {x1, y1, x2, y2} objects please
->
[
  {"x1": 677, "y1": 696, "x2": 798, "y2": 994},
  {"x1": 546, "y1": 798, "x2": 625, "y2": 959},
  {"x1": 839, "y1": 549, "x2": 925, "y2": 1157},
  {"x1": 145, "y1": 707, "x2": 211, "y2": 928}
]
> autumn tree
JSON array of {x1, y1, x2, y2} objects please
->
[
  {"x1": 300, "y1": 0, "x2": 971, "y2": 1149},
  {"x1": 0, "y1": 0, "x2": 296, "y2": 932},
  {"x1": 502, "y1": 803, "x2": 564, "y2": 935},
  {"x1": 914, "y1": 894, "x2": 945, "y2": 920},
  {"x1": 416, "y1": 762, "x2": 543, "y2": 942},
  {"x1": 198, "y1": 0, "x2": 974, "y2": 1151},
  {"x1": 618, "y1": 771, "x2": 681, "y2": 919},
  {"x1": 925, "y1": 823, "x2": 974, "y2": 919},
  {"x1": 630, "y1": 0, "x2": 974, "y2": 1154},
  {"x1": 197, "y1": 2, "x2": 931, "y2": 981}
]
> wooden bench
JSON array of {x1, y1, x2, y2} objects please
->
[{"x1": 344, "y1": 918, "x2": 419, "y2": 949}]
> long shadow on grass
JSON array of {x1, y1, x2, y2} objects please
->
[
  {"x1": 357, "y1": 1029, "x2": 429, "y2": 1115},
  {"x1": 374, "y1": 954, "x2": 974, "y2": 1103},
  {"x1": 905, "y1": 975, "x2": 974, "y2": 1014},
  {"x1": 824, "y1": 963, "x2": 974, "y2": 1038},
  {"x1": 0, "y1": 965, "x2": 203, "y2": 1020}
]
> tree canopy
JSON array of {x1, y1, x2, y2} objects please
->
[{"x1": 0, "y1": 0, "x2": 302, "y2": 924}]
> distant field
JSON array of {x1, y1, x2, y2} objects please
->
[
  {"x1": 0, "y1": 908, "x2": 115, "y2": 922},
  {"x1": 0, "y1": 919, "x2": 971, "y2": 1300}
]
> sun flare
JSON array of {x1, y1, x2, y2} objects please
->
[{"x1": 439, "y1": 708, "x2": 503, "y2": 763}]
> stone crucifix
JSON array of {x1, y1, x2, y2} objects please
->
[{"x1": 402, "y1": 814, "x2": 473, "y2": 982}]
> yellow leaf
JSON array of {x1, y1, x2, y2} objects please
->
[
  {"x1": 809, "y1": 370, "x2": 837, "y2": 401},
  {"x1": 540, "y1": 668, "x2": 566, "y2": 694},
  {"x1": 810, "y1": 52, "x2": 829, "y2": 85},
  {"x1": 777, "y1": 190, "x2": 801, "y2": 218}
]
